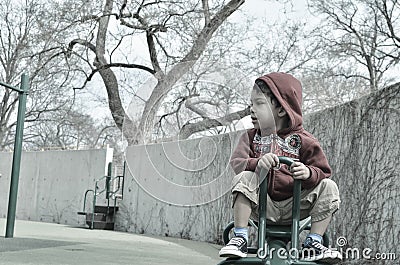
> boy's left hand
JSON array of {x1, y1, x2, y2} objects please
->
[{"x1": 290, "y1": 162, "x2": 311, "y2": 180}]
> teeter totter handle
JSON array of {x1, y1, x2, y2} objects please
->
[{"x1": 258, "y1": 156, "x2": 299, "y2": 258}]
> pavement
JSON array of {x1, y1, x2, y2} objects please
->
[{"x1": 0, "y1": 218, "x2": 224, "y2": 265}]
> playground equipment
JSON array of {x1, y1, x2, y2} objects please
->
[
  {"x1": 218, "y1": 156, "x2": 330, "y2": 265},
  {"x1": 78, "y1": 162, "x2": 125, "y2": 230},
  {"x1": 1, "y1": 74, "x2": 29, "y2": 238}
]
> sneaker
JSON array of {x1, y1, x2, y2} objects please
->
[
  {"x1": 301, "y1": 237, "x2": 342, "y2": 264},
  {"x1": 219, "y1": 236, "x2": 248, "y2": 258}
]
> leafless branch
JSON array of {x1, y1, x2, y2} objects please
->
[
  {"x1": 146, "y1": 31, "x2": 163, "y2": 76},
  {"x1": 67, "y1": 39, "x2": 96, "y2": 55},
  {"x1": 74, "y1": 62, "x2": 156, "y2": 90},
  {"x1": 202, "y1": 0, "x2": 211, "y2": 25},
  {"x1": 179, "y1": 106, "x2": 250, "y2": 139},
  {"x1": 377, "y1": 0, "x2": 400, "y2": 46}
]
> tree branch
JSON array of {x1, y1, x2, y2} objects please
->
[
  {"x1": 180, "y1": 0, "x2": 245, "y2": 64},
  {"x1": 202, "y1": 0, "x2": 211, "y2": 25},
  {"x1": 179, "y1": 106, "x2": 250, "y2": 139},
  {"x1": 74, "y1": 63, "x2": 156, "y2": 89},
  {"x1": 146, "y1": 31, "x2": 163, "y2": 76},
  {"x1": 67, "y1": 39, "x2": 96, "y2": 56},
  {"x1": 378, "y1": 0, "x2": 400, "y2": 45},
  {"x1": 185, "y1": 98, "x2": 210, "y2": 119}
]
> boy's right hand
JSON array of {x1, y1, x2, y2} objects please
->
[{"x1": 257, "y1": 153, "x2": 279, "y2": 171}]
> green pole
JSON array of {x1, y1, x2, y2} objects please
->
[
  {"x1": 106, "y1": 162, "x2": 112, "y2": 199},
  {"x1": 5, "y1": 73, "x2": 29, "y2": 238},
  {"x1": 291, "y1": 179, "x2": 301, "y2": 252},
  {"x1": 257, "y1": 168, "x2": 268, "y2": 258}
]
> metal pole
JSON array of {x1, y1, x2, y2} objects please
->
[
  {"x1": 106, "y1": 162, "x2": 112, "y2": 200},
  {"x1": 291, "y1": 179, "x2": 302, "y2": 252},
  {"x1": 5, "y1": 73, "x2": 29, "y2": 238},
  {"x1": 257, "y1": 169, "x2": 268, "y2": 258}
]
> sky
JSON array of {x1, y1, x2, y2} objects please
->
[{"x1": 243, "y1": 0, "x2": 309, "y2": 20}]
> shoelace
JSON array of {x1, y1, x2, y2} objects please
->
[
  {"x1": 310, "y1": 241, "x2": 330, "y2": 252},
  {"x1": 228, "y1": 237, "x2": 245, "y2": 246}
]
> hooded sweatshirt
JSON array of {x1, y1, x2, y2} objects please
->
[{"x1": 230, "y1": 72, "x2": 331, "y2": 201}]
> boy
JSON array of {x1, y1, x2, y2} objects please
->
[{"x1": 219, "y1": 72, "x2": 342, "y2": 263}]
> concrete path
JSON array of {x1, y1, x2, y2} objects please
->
[{"x1": 0, "y1": 219, "x2": 224, "y2": 265}]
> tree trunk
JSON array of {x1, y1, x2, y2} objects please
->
[{"x1": 93, "y1": 0, "x2": 137, "y2": 144}]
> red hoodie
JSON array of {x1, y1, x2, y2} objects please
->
[{"x1": 230, "y1": 72, "x2": 332, "y2": 201}]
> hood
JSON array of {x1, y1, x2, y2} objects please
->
[{"x1": 256, "y1": 72, "x2": 303, "y2": 134}]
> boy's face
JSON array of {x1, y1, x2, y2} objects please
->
[{"x1": 250, "y1": 84, "x2": 279, "y2": 133}]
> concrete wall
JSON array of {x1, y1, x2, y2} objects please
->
[
  {"x1": 115, "y1": 134, "x2": 239, "y2": 242},
  {"x1": 303, "y1": 83, "x2": 400, "y2": 264},
  {"x1": 116, "y1": 83, "x2": 400, "y2": 264},
  {"x1": 0, "y1": 148, "x2": 113, "y2": 226}
]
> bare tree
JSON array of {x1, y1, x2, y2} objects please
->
[
  {"x1": 308, "y1": 0, "x2": 400, "y2": 91},
  {"x1": 152, "y1": 60, "x2": 253, "y2": 141},
  {"x1": 24, "y1": 109, "x2": 120, "y2": 150},
  {"x1": 236, "y1": 20, "x2": 324, "y2": 77},
  {"x1": 374, "y1": 0, "x2": 400, "y2": 49},
  {"x1": 0, "y1": 0, "x2": 84, "y2": 150},
  {"x1": 300, "y1": 65, "x2": 370, "y2": 113},
  {"x1": 66, "y1": 0, "x2": 249, "y2": 145}
]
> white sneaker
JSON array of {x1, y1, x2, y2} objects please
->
[
  {"x1": 301, "y1": 237, "x2": 343, "y2": 264},
  {"x1": 219, "y1": 236, "x2": 248, "y2": 258}
]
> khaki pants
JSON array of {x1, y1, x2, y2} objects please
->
[{"x1": 232, "y1": 171, "x2": 340, "y2": 224}]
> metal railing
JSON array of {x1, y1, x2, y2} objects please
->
[{"x1": 79, "y1": 161, "x2": 125, "y2": 229}]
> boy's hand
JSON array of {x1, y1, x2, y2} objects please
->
[
  {"x1": 257, "y1": 153, "x2": 279, "y2": 171},
  {"x1": 290, "y1": 162, "x2": 311, "y2": 180}
]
